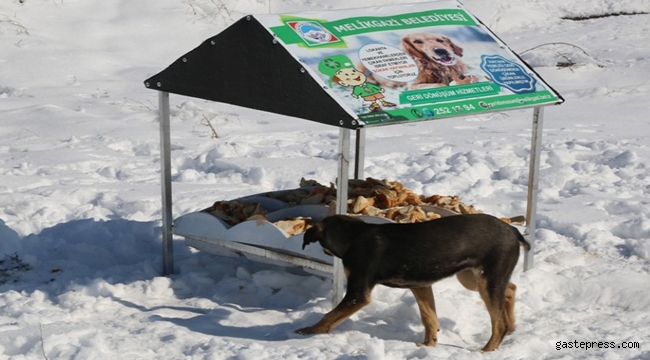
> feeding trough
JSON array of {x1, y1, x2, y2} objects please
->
[{"x1": 144, "y1": 0, "x2": 563, "y2": 303}]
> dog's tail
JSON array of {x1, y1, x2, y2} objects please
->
[
  {"x1": 517, "y1": 233, "x2": 531, "y2": 251},
  {"x1": 505, "y1": 216, "x2": 531, "y2": 251}
]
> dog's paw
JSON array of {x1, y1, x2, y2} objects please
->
[
  {"x1": 295, "y1": 325, "x2": 327, "y2": 335},
  {"x1": 295, "y1": 327, "x2": 311, "y2": 335},
  {"x1": 416, "y1": 339, "x2": 438, "y2": 347},
  {"x1": 480, "y1": 345, "x2": 498, "y2": 352}
]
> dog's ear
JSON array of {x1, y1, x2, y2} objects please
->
[
  {"x1": 445, "y1": 37, "x2": 464, "y2": 57},
  {"x1": 317, "y1": 215, "x2": 356, "y2": 258},
  {"x1": 302, "y1": 222, "x2": 324, "y2": 250},
  {"x1": 401, "y1": 36, "x2": 421, "y2": 59}
]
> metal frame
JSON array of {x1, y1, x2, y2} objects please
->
[
  {"x1": 182, "y1": 234, "x2": 332, "y2": 275},
  {"x1": 327, "y1": 128, "x2": 369, "y2": 303},
  {"x1": 159, "y1": 91, "x2": 174, "y2": 275},
  {"x1": 156, "y1": 90, "x2": 544, "y2": 301},
  {"x1": 524, "y1": 106, "x2": 544, "y2": 270},
  {"x1": 333, "y1": 128, "x2": 351, "y2": 303},
  {"x1": 354, "y1": 128, "x2": 366, "y2": 180}
]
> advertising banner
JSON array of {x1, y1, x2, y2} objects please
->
[{"x1": 257, "y1": 1, "x2": 563, "y2": 126}]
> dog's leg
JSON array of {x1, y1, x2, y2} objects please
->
[
  {"x1": 296, "y1": 277, "x2": 372, "y2": 335},
  {"x1": 410, "y1": 286, "x2": 439, "y2": 347},
  {"x1": 504, "y1": 282, "x2": 517, "y2": 334},
  {"x1": 451, "y1": 74, "x2": 481, "y2": 85},
  {"x1": 476, "y1": 274, "x2": 508, "y2": 352}
]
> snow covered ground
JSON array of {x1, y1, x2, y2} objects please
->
[{"x1": 1, "y1": 0, "x2": 650, "y2": 359}]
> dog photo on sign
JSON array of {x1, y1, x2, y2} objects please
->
[{"x1": 359, "y1": 31, "x2": 488, "y2": 90}]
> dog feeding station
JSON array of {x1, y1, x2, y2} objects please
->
[{"x1": 144, "y1": 0, "x2": 563, "y2": 303}]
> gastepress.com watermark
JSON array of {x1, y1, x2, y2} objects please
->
[{"x1": 555, "y1": 340, "x2": 640, "y2": 351}]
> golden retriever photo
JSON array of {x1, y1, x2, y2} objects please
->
[
  {"x1": 362, "y1": 32, "x2": 483, "y2": 90},
  {"x1": 402, "y1": 32, "x2": 482, "y2": 89}
]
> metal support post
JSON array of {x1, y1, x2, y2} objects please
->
[
  {"x1": 524, "y1": 107, "x2": 544, "y2": 271},
  {"x1": 333, "y1": 128, "x2": 351, "y2": 305},
  {"x1": 354, "y1": 128, "x2": 366, "y2": 179},
  {"x1": 159, "y1": 91, "x2": 174, "y2": 275}
]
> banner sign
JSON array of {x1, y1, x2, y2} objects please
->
[{"x1": 257, "y1": 1, "x2": 563, "y2": 126}]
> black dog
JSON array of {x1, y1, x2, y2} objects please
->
[{"x1": 297, "y1": 214, "x2": 529, "y2": 351}]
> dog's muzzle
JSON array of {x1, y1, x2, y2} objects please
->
[
  {"x1": 302, "y1": 228, "x2": 319, "y2": 250},
  {"x1": 432, "y1": 48, "x2": 457, "y2": 65}
]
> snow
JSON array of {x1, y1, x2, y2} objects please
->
[{"x1": 2, "y1": 0, "x2": 650, "y2": 359}]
